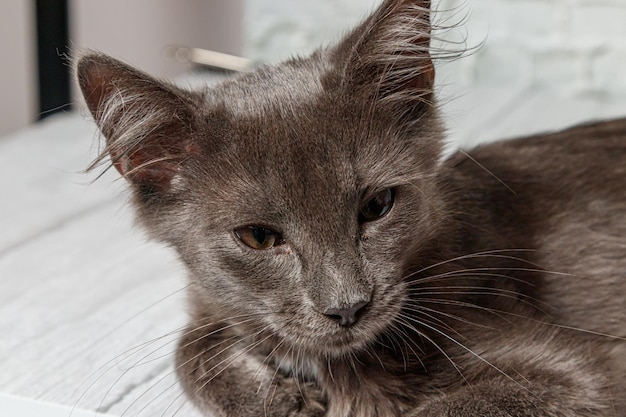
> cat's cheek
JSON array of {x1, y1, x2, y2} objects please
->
[
  {"x1": 182, "y1": 237, "x2": 297, "y2": 307},
  {"x1": 368, "y1": 280, "x2": 409, "y2": 339},
  {"x1": 359, "y1": 201, "x2": 425, "y2": 259},
  {"x1": 357, "y1": 242, "x2": 414, "y2": 348}
]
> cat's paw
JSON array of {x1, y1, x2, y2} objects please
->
[{"x1": 267, "y1": 380, "x2": 326, "y2": 417}]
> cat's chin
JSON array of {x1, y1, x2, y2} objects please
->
[
  {"x1": 276, "y1": 316, "x2": 397, "y2": 358},
  {"x1": 286, "y1": 330, "x2": 374, "y2": 358}
]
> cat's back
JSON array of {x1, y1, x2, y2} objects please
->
[
  {"x1": 443, "y1": 118, "x2": 626, "y2": 337},
  {"x1": 456, "y1": 118, "x2": 626, "y2": 188}
]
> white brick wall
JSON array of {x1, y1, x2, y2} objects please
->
[
  {"x1": 243, "y1": 0, "x2": 381, "y2": 64},
  {"x1": 244, "y1": 0, "x2": 626, "y2": 96},
  {"x1": 460, "y1": 0, "x2": 626, "y2": 95}
]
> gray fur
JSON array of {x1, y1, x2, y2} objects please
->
[{"x1": 77, "y1": 0, "x2": 625, "y2": 416}]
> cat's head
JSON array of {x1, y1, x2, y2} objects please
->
[{"x1": 78, "y1": 0, "x2": 446, "y2": 356}]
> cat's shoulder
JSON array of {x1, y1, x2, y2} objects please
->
[
  {"x1": 445, "y1": 118, "x2": 626, "y2": 174},
  {"x1": 473, "y1": 118, "x2": 624, "y2": 155}
]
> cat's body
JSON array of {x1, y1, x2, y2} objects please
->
[
  {"x1": 176, "y1": 119, "x2": 626, "y2": 417},
  {"x1": 77, "y1": 0, "x2": 625, "y2": 416}
]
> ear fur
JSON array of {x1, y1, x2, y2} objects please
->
[
  {"x1": 335, "y1": 0, "x2": 435, "y2": 117},
  {"x1": 77, "y1": 53, "x2": 200, "y2": 195}
]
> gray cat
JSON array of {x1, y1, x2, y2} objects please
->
[{"x1": 77, "y1": 0, "x2": 626, "y2": 416}]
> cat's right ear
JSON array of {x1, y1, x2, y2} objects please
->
[{"x1": 77, "y1": 53, "x2": 201, "y2": 195}]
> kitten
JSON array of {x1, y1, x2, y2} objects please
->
[{"x1": 77, "y1": 0, "x2": 626, "y2": 416}]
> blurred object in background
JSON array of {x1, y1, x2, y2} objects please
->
[
  {"x1": 0, "y1": 1, "x2": 36, "y2": 137},
  {"x1": 167, "y1": 46, "x2": 252, "y2": 73},
  {"x1": 35, "y1": 0, "x2": 70, "y2": 121},
  {"x1": 0, "y1": 1, "x2": 243, "y2": 137}
]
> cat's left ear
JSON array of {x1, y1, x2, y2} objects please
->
[
  {"x1": 77, "y1": 53, "x2": 201, "y2": 195},
  {"x1": 333, "y1": 0, "x2": 435, "y2": 116}
]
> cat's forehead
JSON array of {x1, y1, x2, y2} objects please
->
[
  {"x1": 210, "y1": 56, "x2": 330, "y2": 117},
  {"x1": 195, "y1": 53, "x2": 437, "y2": 214},
  {"x1": 204, "y1": 57, "x2": 362, "y2": 185}
]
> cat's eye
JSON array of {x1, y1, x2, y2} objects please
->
[
  {"x1": 234, "y1": 226, "x2": 285, "y2": 250},
  {"x1": 359, "y1": 188, "x2": 395, "y2": 223}
]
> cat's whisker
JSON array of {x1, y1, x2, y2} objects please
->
[
  {"x1": 326, "y1": 354, "x2": 335, "y2": 384},
  {"x1": 118, "y1": 319, "x2": 267, "y2": 417},
  {"x1": 129, "y1": 314, "x2": 261, "y2": 374},
  {"x1": 510, "y1": 319, "x2": 626, "y2": 342},
  {"x1": 365, "y1": 338, "x2": 389, "y2": 372},
  {"x1": 401, "y1": 248, "x2": 543, "y2": 279},
  {"x1": 408, "y1": 287, "x2": 548, "y2": 314},
  {"x1": 260, "y1": 339, "x2": 287, "y2": 408},
  {"x1": 346, "y1": 350, "x2": 359, "y2": 381},
  {"x1": 406, "y1": 266, "x2": 571, "y2": 291},
  {"x1": 407, "y1": 284, "x2": 536, "y2": 302},
  {"x1": 406, "y1": 268, "x2": 535, "y2": 289},
  {"x1": 296, "y1": 334, "x2": 306, "y2": 406},
  {"x1": 69, "y1": 323, "x2": 184, "y2": 416},
  {"x1": 176, "y1": 314, "x2": 266, "y2": 353},
  {"x1": 402, "y1": 270, "x2": 553, "y2": 311},
  {"x1": 431, "y1": 0, "x2": 473, "y2": 47},
  {"x1": 92, "y1": 330, "x2": 186, "y2": 416},
  {"x1": 254, "y1": 338, "x2": 285, "y2": 393},
  {"x1": 64, "y1": 284, "x2": 192, "y2": 414},
  {"x1": 388, "y1": 319, "x2": 429, "y2": 371},
  {"x1": 264, "y1": 383, "x2": 279, "y2": 413},
  {"x1": 192, "y1": 322, "x2": 271, "y2": 374},
  {"x1": 255, "y1": 315, "x2": 304, "y2": 406},
  {"x1": 387, "y1": 320, "x2": 427, "y2": 357},
  {"x1": 396, "y1": 313, "x2": 468, "y2": 384},
  {"x1": 400, "y1": 308, "x2": 469, "y2": 344},
  {"x1": 293, "y1": 331, "x2": 324, "y2": 411},
  {"x1": 404, "y1": 268, "x2": 537, "y2": 287},
  {"x1": 546, "y1": 324, "x2": 626, "y2": 342},
  {"x1": 440, "y1": 264, "x2": 570, "y2": 278},
  {"x1": 402, "y1": 313, "x2": 536, "y2": 396},
  {"x1": 389, "y1": 322, "x2": 428, "y2": 371},
  {"x1": 459, "y1": 150, "x2": 516, "y2": 194},
  {"x1": 134, "y1": 324, "x2": 270, "y2": 417},
  {"x1": 167, "y1": 331, "x2": 277, "y2": 417},
  {"x1": 379, "y1": 327, "x2": 409, "y2": 371},
  {"x1": 405, "y1": 297, "x2": 524, "y2": 325},
  {"x1": 402, "y1": 303, "x2": 496, "y2": 334}
]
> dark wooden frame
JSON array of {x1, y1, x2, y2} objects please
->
[{"x1": 35, "y1": 0, "x2": 71, "y2": 119}]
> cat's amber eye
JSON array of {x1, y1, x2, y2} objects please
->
[
  {"x1": 235, "y1": 226, "x2": 284, "y2": 250},
  {"x1": 359, "y1": 188, "x2": 395, "y2": 223}
]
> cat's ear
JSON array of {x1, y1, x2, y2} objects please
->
[
  {"x1": 334, "y1": 0, "x2": 435, "y2": 116},
  {"x1": 77, "y1": 53, "x2": 200, "y2": 194}
]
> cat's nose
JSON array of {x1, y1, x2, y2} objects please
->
[{"x1": 324, "y1": 301, "x2": 369, "y2": 327}]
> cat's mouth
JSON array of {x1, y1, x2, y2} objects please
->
[
  {"x1": 261, "y1": 285, "x2": 407, "y2": 356},
  {"x1": 286, "y1": 326, "x2": 372, "y2": 356},
  {"x1": 274, "y1": 305, "x2": 400, "y2": 357}
]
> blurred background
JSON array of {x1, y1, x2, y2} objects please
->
[
  {"x1": 2, "y1": 0, "x2": 625, "y2": 136},
  {"x1": 0, "y1": 1, "x2": 243, "y2": 137}
]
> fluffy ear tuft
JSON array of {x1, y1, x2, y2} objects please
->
[
  {"x1": 335, "y1": 0, "x2": 435, "y2": 117},
  {"x1": 77, "y1": 53, "x2": 199, "y2": 195}
]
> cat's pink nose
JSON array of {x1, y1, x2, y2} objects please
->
[{"x1": 324, "y1": 301, "x2": 368, "y2": 327}]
